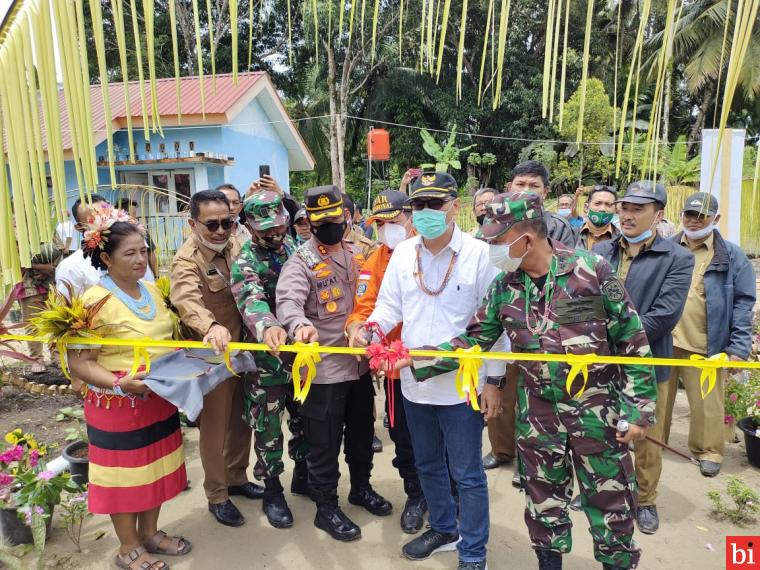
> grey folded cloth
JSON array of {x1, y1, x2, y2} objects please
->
[{"x1": 143, "y1": 349, "x2": 258, "y2": 421}]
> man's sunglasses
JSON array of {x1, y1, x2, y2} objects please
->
[
  {"x1": 199, "y1": 218, "x2": 235, "y2": 232},
  {"x1": 410, "y1": 199, "x2": 451, "y2": 211}
]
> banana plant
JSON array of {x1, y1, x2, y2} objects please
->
[{"x1": 419, "y1": 127, "x2": 476, "y2": 172}]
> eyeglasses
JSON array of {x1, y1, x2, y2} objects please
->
[
  {"x1": 410, "y1": 199, "x2": 450, "y2": 211},
  {"x1": 199, "y1": 218, "x2": 235, "y2": 232}
]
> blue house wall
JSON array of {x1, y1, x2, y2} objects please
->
[{"x1": 58, "y1": 97, "x2": 294, "y2": 212}]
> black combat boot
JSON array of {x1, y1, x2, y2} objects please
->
[
  {"x1": 535, "y1": 549, "x2": 562, "y2": 570},
  {"x1": 400, "y1": 479, "x2": 427, "y2": 534},
  {"x1": 262, "y1": 477, "x2": 294, "y2": 529},
  {"x1": 290, "y1": 460, "x2": 310, "y2": 497},
  {"x1": 313, "y1": 488, "x2": 361, "y2": 542}
]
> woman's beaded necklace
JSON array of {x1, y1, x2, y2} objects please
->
[
  {"x1": 523, "y1": 255, "x2": 557, "y2": 335},
  {"x1": 414, "y1": 244, "x2": 459, "y2": 296},
  {"x1": 101, "y1": 275, "x2": 156, "y2": 321}
]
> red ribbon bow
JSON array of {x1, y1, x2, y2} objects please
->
[{"x1": 364, "y1": 322, "x2": 410, "y2": 429}]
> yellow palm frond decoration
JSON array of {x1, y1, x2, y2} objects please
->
[{"x1": 29, "y1": 284, "x2": 111, "y2": 343}]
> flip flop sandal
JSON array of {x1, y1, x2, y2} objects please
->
[
  {"x1": 144, "y1": 530, "x2": 192, "y2": 556},
  {"x1": 114, "y1": 545, "x2": 169, "y2": 570}
]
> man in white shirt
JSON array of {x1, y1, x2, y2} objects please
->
[
  {"x1": 56, "y1": 195, "x2": 154, "y2": 298},
  {"x1": 55, "y1": 213, "x2": 78, "y2": 254},
  {"x1": 356, "y1": 172, "x2": 505, "y2": 570},
  {"x1": 217, "y1": 183, "x2": 252, "y2": 243}
]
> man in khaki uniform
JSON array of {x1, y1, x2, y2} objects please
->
[
  {"x1": 276, "y1": 185, "x2": 391, "y2": 542},
  {"x1": 341, "y1": 192, "x2": 377, "y2": 259},
  {"x1": 170, "y1": 189, "x2": 262, "y2": 528}
]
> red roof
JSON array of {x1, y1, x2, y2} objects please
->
[{"x1": 10, "y1": 72, "x2": 266, "y2": 153}]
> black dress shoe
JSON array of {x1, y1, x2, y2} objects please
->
[
  {"x1": 208, "y1": 500, "x2": 245, "y2": 527},
  {"x1": 348, "y1": 487, "x2": 393, "y2": 516},
  {"x1": 483, "y1": 452, "x2": 512, "y2": 470},
  {"x1": 635, "y1": 505, "x2": 659, "y2": 534},
  {"x1": 699, "y1": 459, "x2": 721, "y2": 477},
  {"x1": 400, "y1": 495, "x2": 427, "y2": 534},
  {"x1": 263, "y1": 493, "x2": 294, "y2": 528},
  {"x1": 229, "y1": 482, "x2": 265, "y2": 500},
  {"x1": 372, "y1": 435, "x2": 383, "y2": 452},
  {"x1": 314, "y1": 505, "x2": 361, "y2": 541},
  {"x1": 535, "y1": 549, "x2": 562, "y2": 570}
]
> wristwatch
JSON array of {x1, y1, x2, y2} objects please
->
[{"x1": 485, "y1": 375, "x2": 505, "y2": 390}]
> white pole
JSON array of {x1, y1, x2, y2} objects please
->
[{"x1": 700, "y1": 129, "x2": 744, "y2": 243}]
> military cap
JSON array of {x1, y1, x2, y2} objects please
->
[
  {"x1": 367, "y1": 190, "x2": 409, "y2": 223},
  {"x1": 682, "y1": 192, "x2": 719, "y2": 216},
  {"x1": 407, "y1": 171, "x2": 458, "y2": 202},
  {"x1": 304, "y1": 185, "x2": 344, "y2": 222},
  {"x1": 616, "y1": 180, "x2": 667, "y2": 206},
  {"x1": 480, "y1": 191, "x2": 544, "y2": 240},
  {"x1": 243, "y1": 190, "x2": 290, "y2": 231},
  {"x1": 294, "y1": 207, "x2": 308, "y2": 222}
]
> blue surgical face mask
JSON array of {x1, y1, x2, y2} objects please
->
[
  {"x1": 557, "y1": 208, "x2": 572, "y2": 218},
  {"x1": 622, "y1": 229, "x2": 653, "y2": 244},
  {"x1": 412, "y1": 208, "x2": 449, "y2": 239}
]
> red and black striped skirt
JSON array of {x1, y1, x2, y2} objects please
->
[{"x1": 84, "y1": 390, "x2": 187, "y2": 515}]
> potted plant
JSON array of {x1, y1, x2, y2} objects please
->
[
  {"x1": 0, "y1": 430, "x2": 77, "y2": 548},
  {"x1": 57, "y1": 407, "x2": 89, "y2": 487},
  {"x1": 737, "y1": 371, "x2": 760, "y2": 468},
  {"x1": 725, "y1": 374, "x2": 752, "y2": 443}
]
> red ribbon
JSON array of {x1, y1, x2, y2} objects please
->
[{"x1": 364, "y1": 322, "x2": 409, "y2": 429}]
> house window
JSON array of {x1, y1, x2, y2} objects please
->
[
  {"x1": 174, "y1": 141, "x2": 180, "y2": 152},
  {"x1": 145, "y1": 142, "x2": 151, "y2": 153},
  {"x1": 159, "y1": 143, "x2": 166, "y2": 154},
  {"x1": 188, "y1": 141, "x2": 195, "y2": 151}
]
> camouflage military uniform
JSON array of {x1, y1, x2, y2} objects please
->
[
  {"x1": 230, "y1": 220, "x2": 309, "y2": 482},
  {"x1": 414, "y1": 195, "x2": 657, "y2": 569}
]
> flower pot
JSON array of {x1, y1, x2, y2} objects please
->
[
  {"x1": 0, "y1": 507, "x2": 53, "y2": 546},
  {"x1": 62, "y1": 440, "x2": 89, "y2": 488},
  {"x1": 738, "y1": 417, "x2": 760, "y2": 469}
]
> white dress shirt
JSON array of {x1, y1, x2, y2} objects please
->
[
  {"x1": 368, "y1": 225, "x2": 509, "y2": 406},
  {"x1": 55, "y1": 249, "x2": 103, "y2": 298},
  {"x1": 55, "y1": 221, "x2": 78, "y2": 250}
]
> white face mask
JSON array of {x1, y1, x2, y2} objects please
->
[
  {"x1": 377, "y1": 223, "x2": 407, "y2": 250},
  {"x1": 682, "y1": 223, "x2": 715, "y2": 240},
  {"x1": 195, "y1": 232, "x2": 229, "y2": 253},
  {"x1": 488, "y1": 233, "x2": 528, "y2": 273}
]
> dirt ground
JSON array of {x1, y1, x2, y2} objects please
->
[
  {"x1": 21, "y1": 388, "x2": 755, "y2": 570},
  {"x1": 0, "y1": 384, "x2": 82, "y2": 453}
]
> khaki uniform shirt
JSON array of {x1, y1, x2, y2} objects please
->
[
  {"x1": 170, "y1": 235, "x2": 244, "y2": 342},
  {"x1": 276, "y1": 238, "x2": 369, "y2": 384},
  {"x1": 672, "y1": 232, "x2": 714, "y2": 354},
  {"x1": 617, "y1": 232, "x2": 657, "y2": 282},
  {"x1": 345, "y1": 225, "x2": 377, "y2": 260},
  {"x1": 577, "y1": 220, "x2": 618, "y2": 251}
]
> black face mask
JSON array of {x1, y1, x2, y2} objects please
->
[
  {"x1": 311, "y1": 221, "x2": 346, "y2": 245},
  {"x1": 476, "y1": 214, "x2": 486, "y2": 226},
  {"x1": 255, "y1": 233, "x2": 285, "y2": 250}
]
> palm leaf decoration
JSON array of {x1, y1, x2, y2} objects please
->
[{"x1": 29, "y1": 282, "x2": 111, "y2": 344}]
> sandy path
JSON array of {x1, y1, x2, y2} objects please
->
[{"x1": 43, "y1": 389, "x2": 759, "y2": 570}]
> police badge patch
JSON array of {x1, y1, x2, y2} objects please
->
[
  {"x1": 356, "y1": 282, "x2": 368, "y2": 297},
  {"x1": 601, "y1": 277, "x2": 625, "y2": 302}
]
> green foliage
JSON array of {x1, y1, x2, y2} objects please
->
[
  {"x1": 55, "y1": 407, "x2": 87, "y2": 443},
  {"x1": 724, "y1": 371, "x2": 760, "y2": 424},
  {"x1": 58, "y1": 492, "x2": 89, "y2": 553},
  {"x1": 559, "y1": 78, "x2": 615, "y2": 142},
  {"x1": 708, "y1": 476, "x2": 760, "y2": 526},
  {"x1": 659, "y1": 136, "x2": 701, "y2": 185},
  {"x1": 419, "y1": 128, "x2": 475, "y2": 172}
]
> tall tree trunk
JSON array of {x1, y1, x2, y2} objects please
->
[
  {"x1": 688, "y1": 83, "x2": 715, "y2": 152},
  {"x1": 662, "y1": 65, "x2": 672, "y2": 144},
  {"x1": 326, "y1": 45, "x2": 342, "y2": 187}
]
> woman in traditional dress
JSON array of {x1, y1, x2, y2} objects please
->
[{"x1": 68, "y1": 207, "x2": 191, "y2": 570}]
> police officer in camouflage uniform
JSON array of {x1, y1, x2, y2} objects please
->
[
  {"x1": 409, "y1": 192, "x2": 657, "y2": 570},
  {"x1": 230, "y1": 190, "x2": 310, "y2": 529}
]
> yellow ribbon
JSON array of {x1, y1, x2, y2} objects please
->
[
  {"x1": 455, "y1": 346, "x2": 483, "y2": 410},
  {"x1": 689, "y1": 353, "x2": 728, "y2": 399},
  {"x1": 129, "y1": 346, "x2": 151, "y2": 377},
  {"x1": 291, "y1": 342, "x2": 321, "y2": 403},
  {"x1": 565, "y1": 353, "x2": 595, "y2": 399},
  {"x1": 223, "y1": 348, "x2": 238, "y2": 377}
]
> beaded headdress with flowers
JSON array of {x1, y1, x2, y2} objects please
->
[{"x1": 81, "y1": 203, "x2": 145, "y2": 255}]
